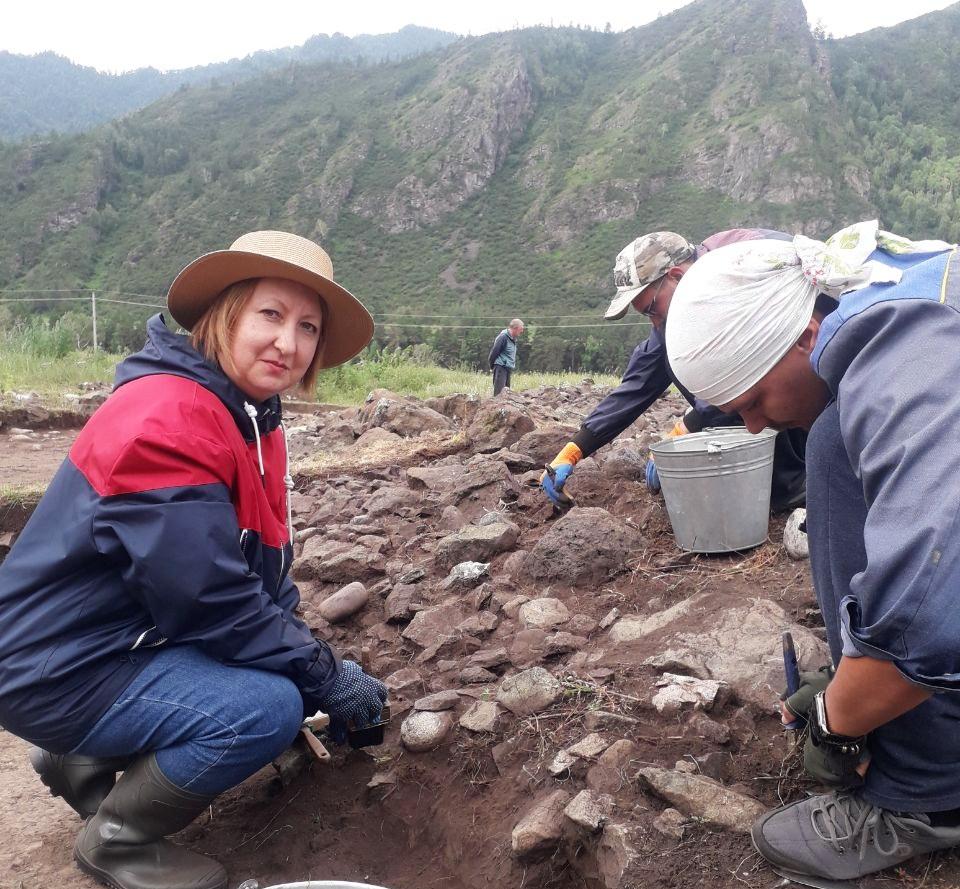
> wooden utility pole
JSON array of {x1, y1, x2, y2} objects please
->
[{"x1": 91, "y1": 292, "x2": 98, "y2": 352}]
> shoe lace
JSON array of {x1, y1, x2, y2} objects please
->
[{"x1": 810, "y1": 792, "x2": 914, "y2": 861}]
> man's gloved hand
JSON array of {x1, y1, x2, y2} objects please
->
[
  {"x1": 645, "y1": 458, "x2": 661, "y2": 493},
  {"x1": 318, "y1": 660, "x2": 388, "y2": 744},
  {"x1": 540, "y1": 442, "x2": 582, "y2": 506},
  {"x1": 778, "y1": 667, "x2": 867, "y2": 786},
  {"x1": 803, "y1": 692, "x2": 869, "y2": 787},
  {"x1": 782, "y1": 665, "x2": 834, "y2": 723},
  {"x1": 803, "y1": 727, "x2": 868, "y2": 787},
  {"x1": 645, "y1": 419, "x2": 689, "y2": 494}
]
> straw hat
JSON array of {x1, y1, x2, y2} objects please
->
[{"x1": 166, "y1": 230, "x2": 374, "y2": 369}]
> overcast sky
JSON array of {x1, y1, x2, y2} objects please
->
[{"x1": 3, "y1": 0, "x2": 956, "y2": 73}]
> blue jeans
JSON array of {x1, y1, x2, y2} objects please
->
[
  {"x1": 70, "y1": 645, "x2": 303, "y2": 796},
  {"x1": 808, "y1": 402, "x2": 960, "y2": 812}
]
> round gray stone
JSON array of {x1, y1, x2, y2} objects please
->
[
  {"x1": 401, "y1": 710, "x2": 454, "y2": 753},
  {"x1": 497, "y1": 667, "x2": 562, "y2": 716},
  {"x1": 518, "y1": 597, "x2": 570, "y2": 630},
  {"x1": 783, "y1": 508, "x2": 809, "y2": 560}
]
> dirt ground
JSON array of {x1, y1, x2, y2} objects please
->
[
  {"x1": 0, "y1": 427, "x2": 78, "y2": 488},
  {"x1": 3, "y1": 396, "x2": 960, "y2": 889}
]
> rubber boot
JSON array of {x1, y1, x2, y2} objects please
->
[
  {"x1": 30, "y1": 746, "x2": 131, "y2": 818},
  {"x1": 75, "y1": 753, "x2": 227, "y2": 889}
]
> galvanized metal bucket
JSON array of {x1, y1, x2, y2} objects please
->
[{"x1": 650, "y1": 427, "x2": 777, "y2": 553}]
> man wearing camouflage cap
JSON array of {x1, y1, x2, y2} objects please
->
[{"x1": 541, "y1": 228, "x2": 807, "y2": 510}]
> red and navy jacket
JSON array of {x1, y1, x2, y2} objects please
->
[
  {"x1": 573, "y1": 228, "x2": 792, "y2": 456},
  {"x1": 0, "y1": 314, "x2": 340, "y2": 752}
]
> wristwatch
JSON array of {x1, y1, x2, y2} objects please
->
[{"x1": 810, "y1": 691, "x2": 867, "y2": 755}]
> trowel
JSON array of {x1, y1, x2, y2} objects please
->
[
  {"x1": 542, "y1": 464, "x2": 575, "y2": 513},
  {"x1": 770, "y1": 865, "x2": 858, "y2": 889}
]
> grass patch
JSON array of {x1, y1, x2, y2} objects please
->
[
  {"x1": 295, "y1": 429, "x2": 467, "y2": 480},
  {"x1": 0, "y1": 482, "x2": 46, "y2": 506},
  {"x1": 0, "y1": 315, "x2": 122, "y2": 399},
  {"x1": 314, "y1": 360, "x2": 619, "y2": 405},
  {"x1": 0, "y1": 350, "x2": 121, "y2": 402},
  {"x1": 0, "y1": 338, "x2": 618, "y2": 407}
]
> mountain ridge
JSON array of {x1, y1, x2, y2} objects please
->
[
  {"x1": 0, "y1": 25, "x2": 461, "y2": 140},
  {"x1": 1, "y1": 0, "x2": 958, "y2": 373}
]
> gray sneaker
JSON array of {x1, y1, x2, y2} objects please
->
[{"x1": 752, "y1": 790, "x2": 960, "y2": 880}]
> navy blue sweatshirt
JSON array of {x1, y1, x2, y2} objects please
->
[{"x1": 0, "y1": 316, "x2": 340, "y2": 752}]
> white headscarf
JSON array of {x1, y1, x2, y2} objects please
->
[{"x1": 665, "y1": 221, "x2": 953, "y2": 406}]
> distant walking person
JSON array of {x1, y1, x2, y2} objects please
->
[{"x1": 488, "y1": 318, "x2": 524, "y2": 395}]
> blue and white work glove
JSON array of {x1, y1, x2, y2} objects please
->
[
  {"x1": 540, "y1": 442, "x2": 582, "y2": 506},
  {"x1": 646, "y1": 420, "x2": 688, "y2": 494},
  {"x1": 644, "y1": 458, "x2": 661, "y2": 493},
  {"x1": 319, "y1": 660, "x2": 388, "y2": 744}
]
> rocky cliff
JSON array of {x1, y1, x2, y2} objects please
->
[{"x1": 1, "y1": 0, "x2": 957, "y2": 368}]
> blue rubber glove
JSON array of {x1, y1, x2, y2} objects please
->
[
  {"x1": 540, "y1": 442, "x2": 582, "y2": 506},
  {"x1": 646, "y1": 419, "x2": 687, "y2": 494},
  {"x1": 542, "y1": 462, "x2": 575, "y2": 505},
  {"x1": 645, "y1": 458, "x2": 661, "y2": 493},
  {"x1": 318, "y1": 660, "x2": 388, "y2": 744}
]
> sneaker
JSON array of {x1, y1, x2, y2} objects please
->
[{"x1": 752, "y1": 790, "x2": 960, "y2": 881}]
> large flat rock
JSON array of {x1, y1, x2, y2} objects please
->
[
  {"x1": 401, "y1": 603, "x2": 467, "y2": 648},
  {"x1": 511, "y1": 790, "x2": 571, "y2": 861},
  {"x1": 357, "y1": 389, "x2": 455, "y2": 437},
  {"x1": 467, "y1": 401, "x2": 536, "y2": 452},
  {"x1": 637, "y1": 767, "x2": 766, "y2": 833},
  {"x1": 293, "y1": 539, "x2": 386, "y2": 583},
  {"x1": 436, "y1": 520, "x2": 520, "y2": 569},
  {"x1": 604, "y1": 591, "x2": 829, "y2": 707}
]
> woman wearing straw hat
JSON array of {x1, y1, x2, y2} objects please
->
[{"x1": 0, "y1": 231, "x2": 387, "y2": 889}]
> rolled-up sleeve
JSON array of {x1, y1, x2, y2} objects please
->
[{"x1": 827, "y1": 299, "x2": 960, "y2": 690}]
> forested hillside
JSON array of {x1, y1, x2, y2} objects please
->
[
  {"x1": 830, "y1": 3, "x2": 960, "y2": 239},
  {"x1": 1, "y1": 0, "x2": 958, "y2": 373},
  {"x1": 0, "y1": 26, "x2": 459, "y2": 140}
]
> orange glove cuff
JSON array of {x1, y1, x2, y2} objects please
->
[
  {"x1": 668, "y1": 420, "x2": 688, "y2": 438},
  {"x1": 550, "y1": 442, "x2": 583, "y2": 469}
]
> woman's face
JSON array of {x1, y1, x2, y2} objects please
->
[{"x1": 225, "y1": 277, "x2": 323, "y2": 401}]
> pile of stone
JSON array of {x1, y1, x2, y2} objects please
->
[{"x1": 268, "y1": 384, "x2": 824, "y2": 888}]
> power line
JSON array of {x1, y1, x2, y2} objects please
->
[
  {"x1": 0, "y1": 289, "x2": 616, "y2": 319},
  {"x1": 0, "y1": 288, "x2": 88, "y2": 294},
  {"x1": 96, "y1": 298, "x2": 165, "y2": 309},
  {"x1": 376, "y1": 321, "x2": 648, "y2": 329},
  {"x1": 99, "y1": 290, "x2": 168, "y2": 301},
  {"x1": 0, "y1": 290, "x2": 644, "y2": 327},
  {"x1": 374, "y1": 312, "x2": 610, "y2": 319},
  {"x1": 0, "y1": 296, "x2": 163, "y2": 309},
  {"x1": 0, "y1": 296, "x2": 89, "y2": 303}
]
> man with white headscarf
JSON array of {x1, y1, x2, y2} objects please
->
[{"x1": 666, "y1": 221, "x2": 960, "y2": 882}]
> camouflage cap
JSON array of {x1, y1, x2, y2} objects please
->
[{"x1": 604, "y1": 231, "x2": 696, "y2": 320}]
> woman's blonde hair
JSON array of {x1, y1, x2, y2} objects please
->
[{"x1": 190, "y1": 278, "x2": 328, "y2": 394}]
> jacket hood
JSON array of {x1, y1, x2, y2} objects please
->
[{"x1": 114, "y1": 314, "x2": 282, "y2": 439}]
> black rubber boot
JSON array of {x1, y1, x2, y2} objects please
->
[
  {"x1": 75, "y1": 754, "x2": 227, "y2": 889},
  {"x1": 30, "y1": 746, "x2": 131, "y2": 818}
]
